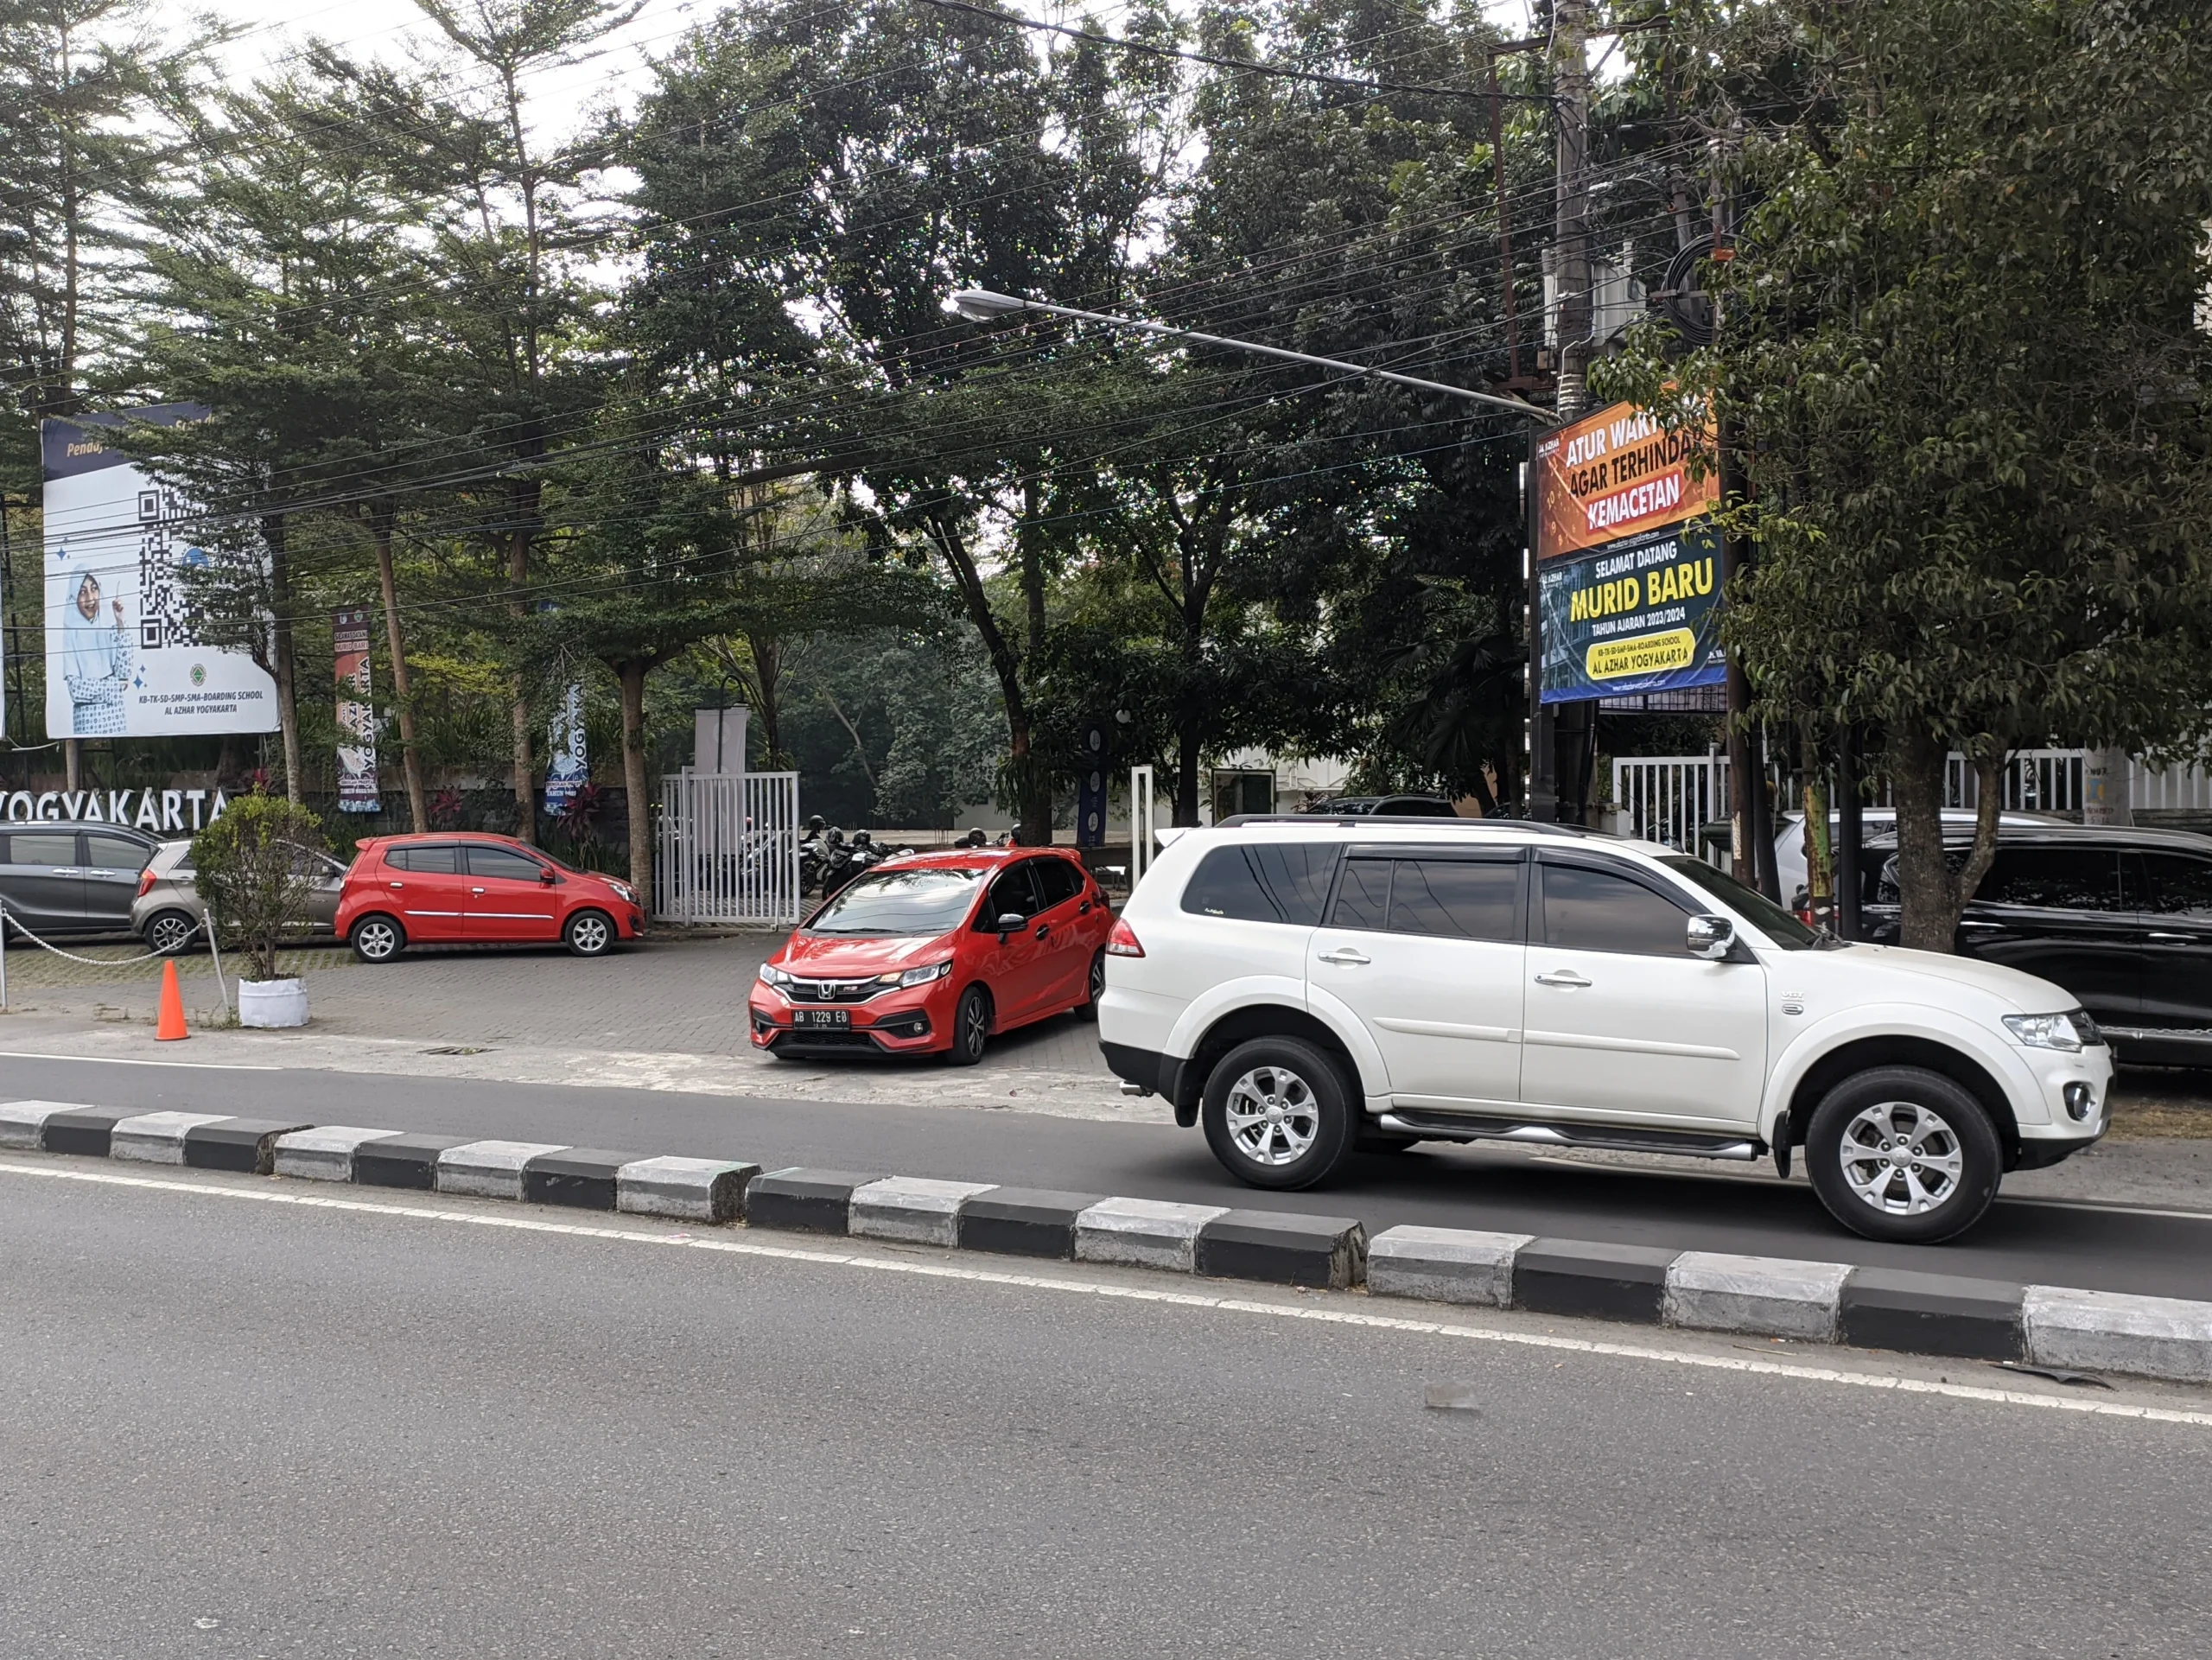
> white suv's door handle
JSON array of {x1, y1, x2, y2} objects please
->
[
  {"x1": 1534, "y1": 969, "x2": 1592, "y2": 989},
  {"x1": 1316, "y1": 947, "x2": 1370, "y2": 966},
  {"x1": 2148, "y1": 931, "x2": 2198, "y2": 942}
]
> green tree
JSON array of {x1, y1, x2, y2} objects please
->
[
  {"x1": 122, "y1": 70, "x2": 443, "y2": 805},
  {"x1": 1604, "y1": 0, "x2": 2212, "y2": 949},
  {"x1": 325, "y1": 0, "x2": 639, "y2": 843},
  {"x1": 190, "y1": 788, "x2": 327, "y2": 983},
  {"x1": 626, "y1": 0, "x2": 1161, "y2": 843}
]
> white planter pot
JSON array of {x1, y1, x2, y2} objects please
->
[{"x1": 237, "y1": 977, "x2": 308, "y2": 1029}]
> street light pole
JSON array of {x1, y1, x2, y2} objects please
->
[
  {"x1": 947, "y1": 289, "x2": 1561, "y2": 818},
  {"x1": 948, "y1": 290, "x2": 1543, "y2": 417}
]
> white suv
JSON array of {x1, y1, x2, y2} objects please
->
[{"x1": 1098, "y1": 818, "x2": 2111, "y2": 1243}]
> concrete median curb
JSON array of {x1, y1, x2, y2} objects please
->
[{"x1": 8, "y1": 1096, "x2": 2212, "y2": 1385}]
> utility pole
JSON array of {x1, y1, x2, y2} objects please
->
[
  {"x1": 0, "y1": 495, "x2": 22, "y2": 747},
  {"x1": 1550, "y1": 0, "x2": 1592, "y2": 421},
  {"x1": 1539, "y1": 0, "x2": 1592, "y2": 823}
]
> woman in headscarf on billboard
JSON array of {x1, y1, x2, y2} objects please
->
[{"x1": 62, "y1": 569, "x2": 133, "y2": 735}]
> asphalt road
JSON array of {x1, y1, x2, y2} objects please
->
[
  {"x1": 5, "y1": 1053, "x2": 2210, "y2": 1301},
  {"x1": 3, "y1": 1168, "x2": 2209, "y2": 1659}
]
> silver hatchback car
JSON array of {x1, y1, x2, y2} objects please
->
[{"x1": 133, "y1": 839, "x2": 348, "y2": 954}]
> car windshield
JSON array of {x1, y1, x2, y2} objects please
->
[
  {"x1": 1660, "y1": 855, "x2": 1827, "y2": 950},
  {"x1": 804, "y1": 867, "x2": 982, "y2": 936}
]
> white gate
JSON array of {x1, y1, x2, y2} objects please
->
[
  {"x1": 654, "y1": 772, "x2": 802, "y2": 926},
  {"x1": 1611, "y1": 748, "x2": 1726, "y2": 853}
]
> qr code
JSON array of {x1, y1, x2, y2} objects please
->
[{"x1": 136, "y1": 485, "x2": 201, "y2": 651}]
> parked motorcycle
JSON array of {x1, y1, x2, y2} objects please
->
[{"x1": 798, "y1": 817, "x2": 830, "y2": 896}]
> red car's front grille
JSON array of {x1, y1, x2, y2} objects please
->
[{"x1": 784, "y1": 977, "x2": 880, "y2": 1004}]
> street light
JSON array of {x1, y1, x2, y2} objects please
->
[
  {"x1": 948, "y1": 289, "x2": 1544, "y2": 417},
  {"x1": 950, "y1": 287, "x2": 1566, "y2": 819}
]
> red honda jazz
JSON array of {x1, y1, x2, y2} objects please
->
[
  {"x1": 337, "y1": 833, "x2": 645, "y2": 961},
  {"x1": 749, "y1": 848, "x2": 1113, "y2": 1064}
]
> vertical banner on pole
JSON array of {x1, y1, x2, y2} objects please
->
[
  {"x1": 1077, "y1": 719, "x2": 1109, "y2": 848},
  {"x1": 333, "y1": 608, "x2": 380, "y2": 813},
  {"x1": 546, "y1": 682, "x2": 588, "y2": 814}
]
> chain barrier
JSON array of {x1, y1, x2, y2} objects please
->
[
  {"x1": 0, "y1": 905, "x2": 202, "y2": 966},
  {"x1": 0, "y1": 900, "x2": 225, "y2": 1014}
]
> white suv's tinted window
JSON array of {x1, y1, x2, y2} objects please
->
[
  {"x1": 1328, "y1": 859, "x2": 1391, "y2": 929},
  {"x1": 1182, "y1": 843, "x2": 1336, "y2": 925},
  {"x1": 1390, "y1": 859, "x2": 1518, "y2": 941},
  {"x1": 1539, "y1": 863, "x2": 1689, "y2": 956}
]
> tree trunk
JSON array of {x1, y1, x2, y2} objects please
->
[
  {"x1": 922, "y1": 512, "x2": 1040, "y2": 845},
  {"x1": 264, "y1": 512, "x2": 302, "y2": 805},
  {"x1": 1014, "y1": 474, "x2": 1052, "y2": 844},
  {"x1": 507, "y1": 481, "x2": 539, "y2": 844},
  {"x1": 747, "y1": 631, "x2": 786, "y2": 768},
  {"x1": 619, "y1": 657, "x2": 653, "y2": 911},
  {"x1": 1174, "y1": 721, "x2": 1203, "y2": 825},
  {"x1": 1799, "y1": 719, "x2": 1832, "y2": 925},
  {"x1": 1890, "y1": 723, "x2": 2005, "y2": 952},
  {"x1": 370, "y1": 506, "x2": 428, "y2": 834}
]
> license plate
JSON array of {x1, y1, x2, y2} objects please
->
[{"x1": 792, "y1": 1008, "x2": 849, "y2": 1028}]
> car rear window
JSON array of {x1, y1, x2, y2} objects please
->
[
  {"x1": 1180, "y1": 843, "x2": 1337, "y2": 925},
  {"x1": 387, "y1": 843, "x2": 459, "y2": 874},
  {"x1": 85, "y1": 832, "x2": 151, "y2": 872},
  {"x1": 466, "y1": 844, "x2": 549, "y2": 882}
]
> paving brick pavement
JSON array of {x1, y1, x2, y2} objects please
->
[{"x1": 0, "y1": 930, "x2": 1124, "y2": 1112}]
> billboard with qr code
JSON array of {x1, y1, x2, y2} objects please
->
[{"x1": 39, "y1": 407, "x2": 279, "y2": 740}]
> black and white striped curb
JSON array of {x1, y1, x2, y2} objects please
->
[{"x1": 5, "y1": 1098, "x2": 2209, "y2": 1385}]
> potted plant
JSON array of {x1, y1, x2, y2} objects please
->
[{"x1": 191, "y1": 790, "x2": 328, "y2": 1028}]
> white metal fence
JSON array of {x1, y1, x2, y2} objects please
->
[
  {"x1": 2129, "y1": 760, "x2": 2212, "y2": 811},
  {"x1": 1610, "y1": 749, "x2": 1728, "y2": 854},
  {"x1": 654, "y1": 771, "x2": 803, "y2": 926},
  {"x1": 1611, "y1": 747, "x2": 2212, "y2": 857}
]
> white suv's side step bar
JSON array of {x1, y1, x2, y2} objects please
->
[{"x1": 1376, "y1": 1110, "x2": 1764, "y2": 1162}]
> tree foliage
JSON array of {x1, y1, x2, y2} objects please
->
[{"x1": 1603, "y1": 0, "x2": 2212, "y2": 947}]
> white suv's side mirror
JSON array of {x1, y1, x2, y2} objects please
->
[{"x1": 1687, "y1": 913, "x2": 1735, "y2": 959}]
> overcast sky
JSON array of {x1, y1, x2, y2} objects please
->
[{"x1": 212, "y1": 0, "x2": 1558, "y2": 143}]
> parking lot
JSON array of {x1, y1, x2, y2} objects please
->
[{"x1": 0, "y1": 929, "x2": 1127, "y2": 1112}]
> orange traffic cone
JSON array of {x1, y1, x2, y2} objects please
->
[{"x1": 156, "y1": 958, "x2": 189, "y2": 1041}]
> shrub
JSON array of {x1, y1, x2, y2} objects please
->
[{"x1": 189, "y1": 792, "x2": 329, "y2": 983}]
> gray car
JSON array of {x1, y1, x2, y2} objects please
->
[
  {"x1": 131, "y1": 838, "x2": 348, "y2": 954},
  {"x1": 0, "y1": 821, "x2": 164, "y2": 939}
]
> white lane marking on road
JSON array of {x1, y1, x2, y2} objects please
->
[
  {"x1": 0, "y1": 1049, "x2": 284, "y2": 1072},
  {"x1": 5, "y1": 1156, "x2": 2209, "y2": 1429}
]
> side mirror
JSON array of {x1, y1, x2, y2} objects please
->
[
  {"x1": 539, "y1": 867, "x2": 557, "y2": 885},
  {"x1": 995, "y1": 912, "x2": 1026, "y2": 934},
  {"x1": 1687, "y1": 913, "x2": 1735, "y2": 960}
]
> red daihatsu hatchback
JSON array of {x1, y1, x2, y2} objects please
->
[
  {"x1": 749, "y1": 848, "x2": 1113, "y2": 1064},
  {"x1": 337, "y1": 833, "x2": 645, "y2": 961}
]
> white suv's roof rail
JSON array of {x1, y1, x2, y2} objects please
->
[{"x1": 1213, "y1": 813, "x2": 1603, "y2": 840}]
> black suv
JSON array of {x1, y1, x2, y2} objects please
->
[
  {"x1": 1861, "y1": 824, "x2": 2212, "y2": 1065},
  {"x1": 1300, "y1": 794, "x2": 1460, "y2": 817},
  {"x1": 0, "y1": 821, "x2": 164, "y2": 939}
]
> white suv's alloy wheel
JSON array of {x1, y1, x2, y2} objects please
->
[
  {"x1": 1837, "y1": 1100, "x2": 1965, "y2": 1215},
  {"x1": 1224, "y1": 1065, "x2": 1320, "y2": 1166}
]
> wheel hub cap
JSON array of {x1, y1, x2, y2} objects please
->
[
  {"x1": 1224, "y1": 1066, "x2": 1319, "y2": 1167},
  {"x1": 1839, "y1": 1101, "x2": 1965, "y2": 1215}
]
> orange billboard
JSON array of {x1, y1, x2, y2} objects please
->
[{"x1": 1533, "y1": 400, "x2": 1717, "y2": 562}]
